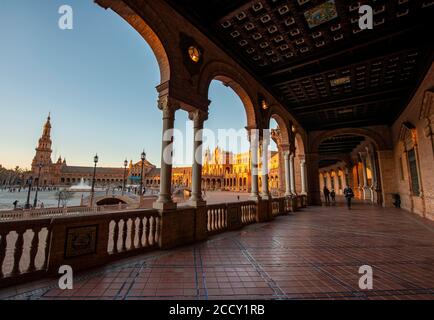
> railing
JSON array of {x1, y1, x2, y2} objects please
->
[
  {"x1": 1, "y1": 196, "x2": 306, "y2": 289},
  {"x1": 206, "y1": 201, "x2": 257, "y2": 235},
  {"x1": 207, "y1": 204, "x2": 228, "y2": 234},
  {"x1": 108, "y1": 210, "x2": 160, "y2": 256},
  {"x1": 0, "y1": 218, "x2": 52, "y2": 285},
  {"x1": 0, "y1": 208, "x2": 160, "y2": 288},
  {"x1": 0, "y1": 204, "x2": 129, "y2": 221},
  {"x1": 240, "y1": 202, "x2": 256, "y2": 225}
]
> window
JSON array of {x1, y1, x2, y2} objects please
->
[{"x1": 407, "y1": 149, "x2": 420, "y2": 196}]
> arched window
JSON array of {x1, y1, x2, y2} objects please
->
[{"x1": 400, "y1": 122, "x2": 421, "y2": 197}]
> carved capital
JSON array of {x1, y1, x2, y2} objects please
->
[
  {"x1": 158, "y1": 96, "x2": 180, "y2": 119},
  {"x1": 188, "y1": 109, "x2": 208, "y2": 126},
  {"x1": 271, "y1": 128, "x2": 282, "y2": 147}
]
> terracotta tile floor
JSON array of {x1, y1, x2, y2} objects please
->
[{"x1": 2, "y1": 201, "x2": 434, "y2": 300}]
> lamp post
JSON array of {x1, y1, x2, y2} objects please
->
[
  {"x1": 90, "y1": 154, "x2": 98, "y2": 207},
  {"x1": 33, "y1": 163, "x2": 43, "y2": 208},
  {"x1": 140, "y1": 150, "x2": 146, "y2": 198},
  {"x1": 122, "y1": 159, "x2": 128, "y2": 196},
  {"x1": 138, "y1": 151, "x2": 147, "y2": 208},
  {"x1": 25, "y1": 176, "x2": 33, "y2": 209}
]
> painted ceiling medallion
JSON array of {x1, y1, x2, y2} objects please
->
[{"x1": 304, "y1": 0, "x2": 338, "y2": 29}]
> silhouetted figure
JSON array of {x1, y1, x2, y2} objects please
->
[
  {"x1": 323, "y1": 187, "x2": 331, "y2": 205},
  {"x1": 13, "y1": 200, "x2": 18, "y2": 210},
  {"x1": 330, "y1": 190, "x2": 336, "y2": 204},
  {"x1": 344, "y1": 186, "x2": 355, "y2": 210},
  {"x1": 392, "y1": 194, "x2": 401, "y2": 208}
]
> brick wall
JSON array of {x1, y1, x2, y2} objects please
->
[{"x1": 391, "y1": 63, "x2": 434, "y2": 220}]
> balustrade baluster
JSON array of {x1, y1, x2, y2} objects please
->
[
  {"x1": 149, "y1": 217, "x2": 155, "y2": 246},
  {"x1": 130, "y1": 217, "x2": 136, "y2": 249},
  {"x1": 28, "y1": 227, "x2": 41, "y2": 272},
  {"x1": 121, "y1": 219, "x2": 128, "y2": 252},
  {"x1": 225, "y1": 209, "x2": 228, "y2": 228},
  {"x1": 154, "y1": 216, "x2": 160, "y2": 246},
  {"x1": 137, "y1": 217, "x2": 144, "y2": 249},
  {"x1": 12, "y1": 230, "x2": 25, "y2": 276},
  {"x1": 215, "y1": 210, "x2": 219, "y2": 230},
  {"x1": 215, "y1": 209, "x2": 218, "y2": 230},
  {"x1": 0, "y1": 232, "x2": 7, "y2": 278},
  {"x1": 42, "y1": 227, "x2": 51, "y2": 270},
  {"x1": 112, "y1": 220, "x2": 119, "y2": 254},
  {"x1": 207, "y1": 211, "x2": 211, "y2": 232},
  {"x1": 210, "y1": 210, "x2": 214, "y2": 231},
  {"x1": 144, "y1": 217, "x2": 150, "y2": 247}
]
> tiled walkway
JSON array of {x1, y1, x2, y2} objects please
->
[{"x1": 2, "y1": 202, "x2": 434, "y2": 300}]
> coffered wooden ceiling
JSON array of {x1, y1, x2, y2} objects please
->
[{"x1": 165, "y1": 0, "x2": 434, "y2": 131}]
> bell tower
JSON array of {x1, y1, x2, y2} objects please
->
[{"x1": 32, "y1": 113, "x2": 53, "y2": 171}]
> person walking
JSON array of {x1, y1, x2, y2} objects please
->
[
  {"x1": 330, "y1": 189, "x2": 336, "y2": 204},
  {"x1": 344, "y1": 186, "x2": 355, "y2": 210},
  {"x1": 323, "y1": 186, "x2": 331, "y2": 205}
]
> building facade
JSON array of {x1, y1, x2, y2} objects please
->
[{"x1": 30, "y1": 116, "x2": 282, "y2": 193}]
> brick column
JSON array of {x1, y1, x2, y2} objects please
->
[{"x1": 306, "y1": 152, "x2": 321, "y2": 205}]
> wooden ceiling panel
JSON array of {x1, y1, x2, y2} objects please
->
[{"x1": 165, "y1": 0, "x2": 434, "y2": 130}]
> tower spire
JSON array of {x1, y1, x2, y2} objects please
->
[{"x1": 32, "y1": 114, "x2": 54, "y2": 171}]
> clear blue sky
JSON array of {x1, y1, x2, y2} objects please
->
[{"x1": 0, "y1": 0, "x2": 274, "y2": 170}]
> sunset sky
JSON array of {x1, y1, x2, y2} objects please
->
[{"x1": 0, "y1": 0, "x2": 277, "y2": 170}]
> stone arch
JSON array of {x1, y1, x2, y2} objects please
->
[
  {"x1": 198, "y1": 60, "x2": 259, "y2": 129},
  {"x1": 97, "y1": 198, "x2": 127, "y2": 206},
  {"x1": 269, "y1": 113, "x2": 290, "y2": 146},
  {"x1": 311, "y1": 127, "x2": 390, "y2": 153},
  {"x1": 295, "y1": 133, "x2": 306, "y2": 158},
  {"x1": 96, "y1": 0, "x2": 171, "y2": 84}
]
